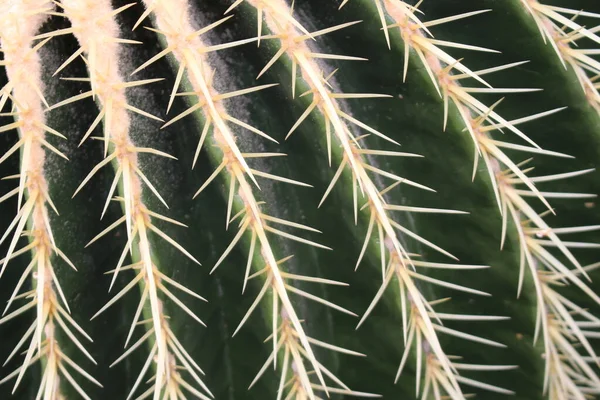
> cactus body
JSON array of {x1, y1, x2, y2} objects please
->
[{"x1": 2, "y1": 1, "x2": 600, "y2": 399}]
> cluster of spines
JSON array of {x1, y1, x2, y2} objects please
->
[
  {"x1": 0, "y1": 1, "x2": 102, "y2": 398},
  {"x1": 519, "y1": 0, "x2": 600, "y2": 114},
  {"x1": 356, "y1": 0, "x2": 600, "y2": 397},
  {"x1": 229, "y1": 0, "x2": 517, "y2": 398},
  {"x1": 134, "y1": 1, "x2": 374, "y2": 398},
  {"x1": 28, "y1": 1, "x2": 213, "y2": 399}
]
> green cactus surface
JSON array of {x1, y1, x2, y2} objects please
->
[{"x1": 2, "y1": 1, "x2": 600, "y2": 399}]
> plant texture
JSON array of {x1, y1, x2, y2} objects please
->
[{"x1": 1, "y1": 0, "x2": 600, "y2": 399}]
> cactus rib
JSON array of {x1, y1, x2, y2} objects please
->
[
  {"x1": 519, "y1": 0, "x2": 600, "y2": 114},
  {"x1": 0, "y1": 1, "x2": 101, "y2": 398},
  {"x1": 364, "y1": 0, "x2": 600, "y2": 397},
  {"x1": 44, "y1": 1, "x2": 211, "y2": 399},
  {"x1": 135, "y1": 1, "x2": 374, "y2": 398},
  {"x1": 229, "y1": 0, "x2": 519, "y2": 397}
]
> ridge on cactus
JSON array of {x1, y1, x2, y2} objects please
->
[{"x1": 1, "y1": 0, "x2": 600, "y2": 399}]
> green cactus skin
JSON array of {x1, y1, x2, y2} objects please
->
[{"x1": 1, "y1": 0, "x2": 600, "y2": 399}]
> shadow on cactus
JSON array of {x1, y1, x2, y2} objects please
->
[{"x1": 1, "y1": 0, "x2": 600, "y2": 399}]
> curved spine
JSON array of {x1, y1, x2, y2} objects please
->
[
  {"x1": 361, "y1": 1, "x2": 600, "y2": 397},
  {"x1": 135, "y1": 1, "x2": 372, "y2": 398},
  {"x1": 0, "y1": 1, "x2": 101, "y2": 398},
  {"x1": 42, "y1": 2, "x2": 211, "y2": 399},
  {"x1": 231, "y1": 0, "x2": 515, "y2": 397}
]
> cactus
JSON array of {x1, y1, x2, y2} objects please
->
[{"x1": 1, "y1": 0, "x2": 600, "y2": 399}]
